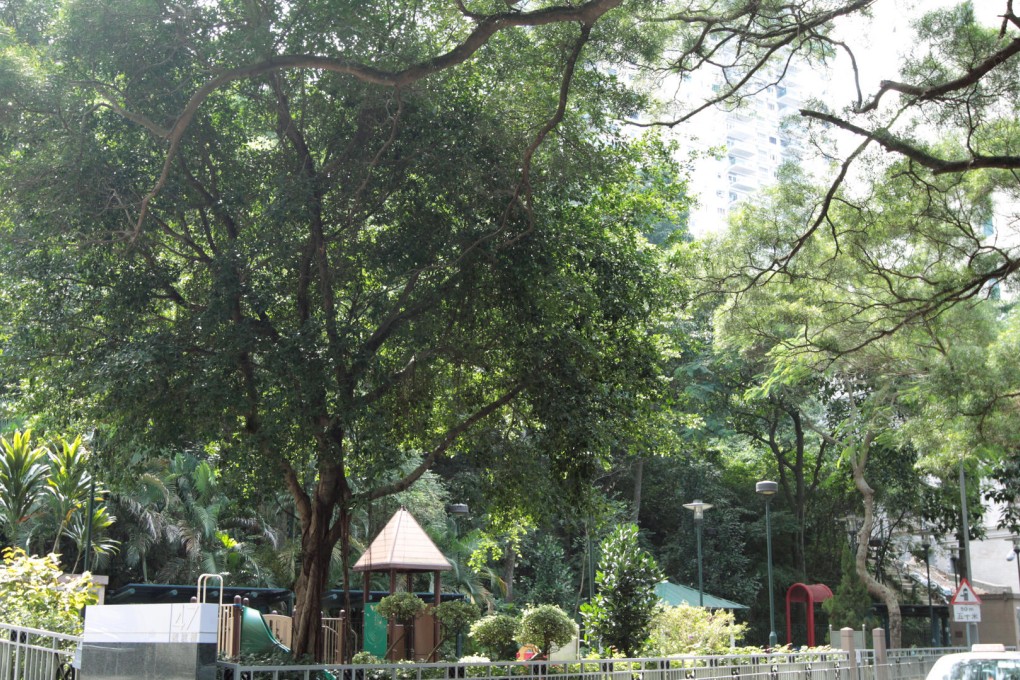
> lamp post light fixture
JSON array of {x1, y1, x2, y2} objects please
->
[
  {"x1": 920, "y1": 527, "x2": 936, "y2": 647},
  {"x1": 683, "y1": 500, "x2": 713, "y2": 607},
  {"x1": 756, "y1": 480, "x2": 779, "y2": 649}
]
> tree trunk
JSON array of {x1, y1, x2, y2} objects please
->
[
  {"x1": 502, "y1": 548, "x2": 516, "y2": 603},
  {"x1": 632, "y1": 457, "x2": 643, "y2": 522},
  {"x1": 850, "y1": 440, "x2": 902, "y2": 648},
  {"x1": 290, "y1": 502, "x2": 336, "y2": 659}
]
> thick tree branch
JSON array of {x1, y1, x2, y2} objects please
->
[
  {"x1": 858, "y1": 35, "x2": 1020, "y2": 113},
  {"x1": 800, "y1": 109, "x2": 1020, "y2": 174},
  {"x1": 89, "y1": 0, "x2": 623, "y2": 239},
  {"x1": 363, "y1": 382, "x2": 526, "y2": 503}
]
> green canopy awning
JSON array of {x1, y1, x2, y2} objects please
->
[{"x1": 655, "y1": 581, "x2": 747, "y2": 610}]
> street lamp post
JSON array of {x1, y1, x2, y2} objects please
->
[
  {"x1": 920, "y1": 527, "x2": 936, "y2": 647},
  {"x1": 948, "y1": 545, "x2": 961, "y2": 589},
  {"x1": 756, "y1": 480, "x2": 779, "y2": 649},
  {"x1": 1012, "y1": 537, "x2": 1020, "y2": 592},
  {"x1": 683, "y1": 500, "x2": 713, "y2": 607},
  {"x1": 445, "y1": 503, "x2": 469, "y2": 658}
]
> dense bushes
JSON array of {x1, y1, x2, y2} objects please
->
[{"x1": 0, "y1": 547, "x2": 97, "y2": 635}]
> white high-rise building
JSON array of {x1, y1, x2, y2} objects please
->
[{"x1": 680, "y1": 64, "x2": 807, "y2": 237}]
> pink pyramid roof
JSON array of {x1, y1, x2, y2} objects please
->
[{"x1": 353, "y1": 507, "x2": 452, "y2": 572}]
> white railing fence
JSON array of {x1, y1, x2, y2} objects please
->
[
  {"x1": 0, "y1": 623, "x2": 78, "y2": 680},
  {"x1": 0, "y1": 616, "x2": 964, "y2": 680},
  {"x1": 216, "y1": 651, "x2": 859, "y2": 680},
  {"x1": 214, "y1": 646, "x2": 968, "y2": 680}
]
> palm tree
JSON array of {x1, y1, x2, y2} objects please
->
[
  {"x1": 44, "y1": 435, "x2": 94, "y2": 555},
  {"x1": 438, "y1": 526, "x2": 505, "y2": 610},
  {"x1": 110, "y1": 451, "x2": 280, "y2": 585},
  {"x1": 65, "y1": 505, "x2": 119, "y2": 572},
  {"x1": 0, "y1": 431, "x2": 49, "y2": 547}
]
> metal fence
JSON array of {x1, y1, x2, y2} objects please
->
[
  {"x1": 0, "y1": 623, "x2": 78, "y2": 680},
  {"x1": 216, "y1": 650, "x2": 870, "y2": 680},
  {"x1": 0, "y1": 617, "x2": 958, "y2": 680}
]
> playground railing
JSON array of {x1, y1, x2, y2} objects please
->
[
  {"x1": 218, "y1": 604, "x2": 347, "y2": 663},
  {"x1": 0, "y1": 622, "x2": 79, "y2": 680},
  {"x1": 265, "y1": 614, "x2": 294, "y2": 648}
]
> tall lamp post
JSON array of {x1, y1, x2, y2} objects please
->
[
  {"x1": 683, "y1": 500, "x2": 713, "y2": 607},
  {"x1": 756, "y1": 480, "x2": 779, "y2": 649},
  {"x1": 1012, "y1": 537, "x2": 1020, "y2": 592},
  {"x1": 948, "y1": 545, "x2": 961, "y2": 589},
  {"x1": 920, "y1": 527, "x2": 936, "y2": 647}
]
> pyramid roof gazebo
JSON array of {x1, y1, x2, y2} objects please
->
[
  {"x1": 354, "y1": 507, "x2": 453, "y2": 573},
  {"x1": 353, "y1": 507, "x2": 451, "y2": 661}
]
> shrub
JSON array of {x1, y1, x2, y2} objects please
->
[
  {"x1": 436, "y1": 599, "x2": 481, "y2": 635},
  {"x1": 470, "y1": 613, "x2": 520, "y2": 660},
  {"x1": 459, "y1": 655, "x2": 492, "y2": 677},
  {"x1": 515, "y1": 604, "x2": 577, "y2": 658},
  {"x1": 579, "y1": 524, "x2": 662, "y2": 656},
  {"x1": 0, "y1": 547, "x2": 97, "y2": 635},
  {"x1": 823, "y1": 547, "x2": 878, "y2": 630},
  {"x1": 644, "y1": 603, "x2": 747, "y2": 656},
  {"x1": 352, "y1": 651, "x2": 383, "y2": 664},
  {"x1": 376, "y1": 592, "x2": 427, "y2": 622}
]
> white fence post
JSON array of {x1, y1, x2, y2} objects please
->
[{"x1": 872, "y1": 628, "x2": 887, "y2": 680}]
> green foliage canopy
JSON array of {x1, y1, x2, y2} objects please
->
[
  {"x1": 0, "y1": 0, "x2": 687, "y2": 657},
  {"x1": 469, "y1": 613, "x2": 519, "y2": 661}
]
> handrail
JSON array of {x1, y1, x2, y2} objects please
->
[{"x1": 196, "y1": 573, "x2": 224, "y2": 606}]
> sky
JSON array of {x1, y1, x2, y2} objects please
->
[{"x1": 828, "y1": 0, "x2": 1007, "y2": 101}]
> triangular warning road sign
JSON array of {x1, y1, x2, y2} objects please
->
[{"x1": 950, "y1": 578, "x2": 982, "y2": 605}]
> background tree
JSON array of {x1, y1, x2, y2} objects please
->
[
  {"x1": 580, "y1": 523, "x2": 662, "y2": 656},
  {"x1": 823, "y1": 546, "x2": 877, "y2": 631}
]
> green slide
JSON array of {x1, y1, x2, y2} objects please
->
[
  {"x1": 239, "y1": 605, "x2": 291, "y2": 655},
  {"x1": 238, "y1": 607, "x2": 335, "y2": 680}
]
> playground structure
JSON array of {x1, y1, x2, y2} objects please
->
[
  {"x1": 195, "y1": 574, "x2": 345, "y2": 662},
  {"x1": 94, "y1": 508, "x2": 460, "y2": 664}
]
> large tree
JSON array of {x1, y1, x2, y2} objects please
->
[
  {"x1": 0, "y1": 0, "x2": 878, "y2": 656},
  {"x1": 0, "y1": 0, "x2": 658, "y2": 657},
  {"x1": 704, "y1": 151, "x2": 1015, "y2": 646}
]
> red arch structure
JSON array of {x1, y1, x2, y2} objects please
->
[{"x1": 785, "y1": 583, "x2": 833, "y2": 647}]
